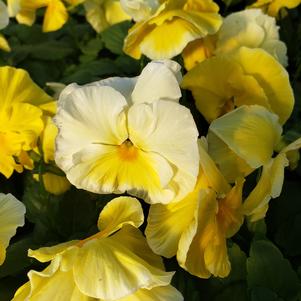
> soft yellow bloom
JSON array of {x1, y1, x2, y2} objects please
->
[
  {"x1": 33, "y1": 116, "x2": 71, "y2": 195},
  {"x1": 123, "y1": 0, "x2": 222, "y2": 60},
  {"x1": 0, "y1": 66, "x2": 54, "y2": 178},
  {"x1": 249, "y1": 0, "x2": 301, "y2": 17},
  {"x1": 207, "y1": 105, "x2": 301, "y2": 221},
  {"x1": 182, "y1": 47, "x2": 294, "y2": 124},
  {"x1": 12, "y1": 197, "x2": 183, "y2": 301},
  {"x1": 0, "y1": 193, "x2": 26, "y2": 265},
  {"x1": 84, "y1": 0, "x2": 130, "y2": 33},
  {"x1": 215, "y1": 9, "x2": 287, "y2": 66},
  {"x1": 54, "y1": 60, "x2": 199, "y2": 204},
  {"x1": 9, "y1": 0, "x2": 83, "y2": 32},
  {"x1": 146, "y1": 139, "x2": 244, "y2": 278},
  {"x1": 182, "y1": 35, "x2": 216, "y2": 70}
]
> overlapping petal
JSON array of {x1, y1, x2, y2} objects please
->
[
  {"x1": 123, "y1": 0, "x2": 222, "y2": 60},
  {"x1": 182, "y1": 48, "x2": 294, "y2": 124},
  {"x1": 0, "y1": 193, "x2": 26, "y2": 265}
]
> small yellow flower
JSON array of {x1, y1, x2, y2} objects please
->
[
  {"x1": 54, "y1": 60, "x2": 199, "y2": 204},
  {"x1": 12, "y1": 197, "x2": 183, "y2": 301},
  {"x1": 84, "y1": 0, "x2": 130, "y2": 33},
  {"x1": 123, "y1": 0, "x2": 222, "y2": 60},
  {"x1": 8, "y1": 0, "x2": 84, "y2": 32},
  {"x1": 146, "y1": 139, "x2": 244, "y2": 278},
  {"x1": 182, "y1": 47, "x2": 294, "y2": 124},
  {"x1": 215, "y1": 9, "x2": 287, "y2": 66},
  {"x1": 249, "y1": 0, "x2": 301, "y2": 17},
  {"x1": 207, "y1": 105, "x2": 301, "y2": 221},
  {"x1": 0, "y1": 193, "x2": 26, "y2": 265},
  {"x1": 33, "y1": 116, "x2": 71, "y2": 195},
  {"x1": 0, "y1": 66, "x2": 54, "y2": 178}
]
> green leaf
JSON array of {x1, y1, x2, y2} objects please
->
[
  {"x1": 0, "y1": 236, "x2": 36, "y2": 278},
  {"x1": 247, "y1": 239, "x2": 300, "y2": 300},
  {"x1": 63, "y1": 59, "x2": 121, "y2": 84},
  {"x1": 197, "y1": 243, "x2": 248, "y2": 301},
  {"x1": 267, "y1": 180, "x2": 301, "y2": 256},
  {"x1": 251, "y1": 287, "x2": 284, "y2": 301},
  {"x1": 101, "y1": 21, "x2": 132, "y2": 55}
]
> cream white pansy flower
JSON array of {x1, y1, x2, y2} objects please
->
[
  {"x1": 54, "y1": 60, "x2": 199, "y2": 204},
  {"x1": 0, "y1": 193, "x2": 26, "y2": 265},
  {"x1": 215, "y1": 9, "x2": 288, "y2": 66},
  {"x1": 12, "y1": 197, "x2": 183, "y2": 301}
]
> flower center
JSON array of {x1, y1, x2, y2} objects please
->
[{"x1": 117, "y1": 139, "x2": 138, "y2": 161}]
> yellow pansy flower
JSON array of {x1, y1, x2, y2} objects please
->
[
  {"x1": 207, "y1": 105, "x2": 301, "y2": 221},
  {"x1": 54, "y1": 60, "x2": 199, "y2": 204},
  {"x1": 182, "y1": 47, "x2": 294, "y2": 124},
  {"x1": 146, "y1": 139, "x2": 244, "y2": 278},
  {"x1": 215, "y1": 9, "x2": 287, "y2": 66},
  {"x1": 249, "y1": 0, "x2": 301, "y2": 17},
  {"x1": 8, "y1": 0, "x2": 84, "y2": 32},
  {"x1": 12, "y1": 197, "x2": 183, "y2": 301},
  {"x1": 0, "y1": 66, "x2": 54, "y2": 178},
  {"x1": 33, "y1": 116, "x2": 71, "y2": 195},
  {"x1": 0, "y1": 193, "x2": 26, "y2": 265},
  {"x1": 84, "y1": 0, "x2": 130, "y2": 33},
  {"x1": 123, "y1": 0, "x2": 222, "y2": 60}
]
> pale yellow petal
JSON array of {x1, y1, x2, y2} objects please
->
[
  {"x1": 117, "y1": 285, "x2": 183, "y2": 301},
  {"x1": 128, "y1": 100, "x2": 199, "y2": 201},
  {"x1": 97, "y1": 196, "x2": 144, "y2": 235},
  {"x1": 146, "y1": 193, "x2": 198, "y2": 258},
  {"x1": 28, "y1": 241, "x2": 78, "y2": 263},
  {"x1": 0, "y1": 193, "x2": 25, "y2": 265},
  {"x1": 207, "y1": 131, "x2": 253, "y2": 183},
  {"x1": 232, "y1": 47, "x2": 294, "y2": 124},
  {"x1": 131, "y1": 60, "x2": 182, "y2": 104},
  {"x1": 209, "y1": 105, "x2": 282, "y2": 169},
  {"x1": 177, "y1": 189, "x2": 217, "y2": 278},
  {"x1": 73, "y1": 236, "x2": 174, "y2": 300},
  {"x1": 243, "y1": 153, "x2": 288, "y2": 221},
  {"x1": 55, "y1": 85, "x2": 128, "y2": 171}
]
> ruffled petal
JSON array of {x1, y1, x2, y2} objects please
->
[
  {"x1": 73, "y1": 234, "x2": 174, "y2": 300},
  {"x1": 97, "y1": 196, "x2": 144, "y2": 235},
  {"x1": 131, "y1": 60, "x2": 182, "y2": 104},
  {"x1": 0, "y1": 193, "x2": 26, "y2": 265},
  {"x1": 55, "y1": 85, "x2": 128, "y2": 171},
  {"x1": 0, "y1": 66, "x2": 54, "y2": 108},
  {"x1": 117, "y1": 285, "x2": 183, "y2": 301},
  {"x1": 128, "y1": 100, "x2": 199, "y2": 201},
  {"x1": 209, "y1": 105, "x2": 282, "y2": 169},
  {"x1": 243, "y1": 153, "x2": 288, "y2": 221}
]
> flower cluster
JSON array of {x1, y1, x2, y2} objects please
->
[{"x1": 0, "y1": 0, "x2": 301, "y2": 300}]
